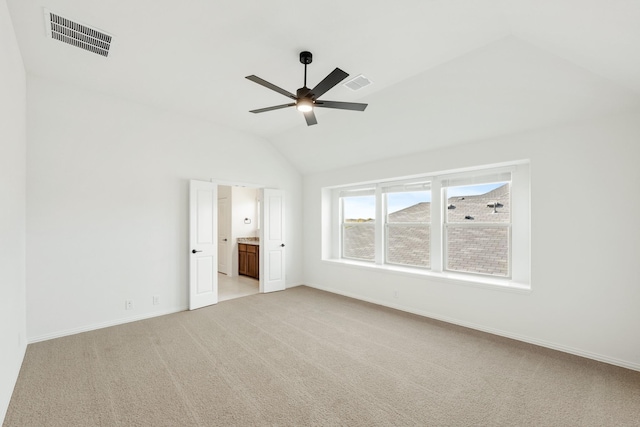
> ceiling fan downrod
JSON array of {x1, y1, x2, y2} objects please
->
[{"x1": 300, "y1": 51, "x2": 312, "y2": 88}]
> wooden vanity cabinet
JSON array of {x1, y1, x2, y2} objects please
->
[
  {"x1": 238, "y1": 244, "x2": 248, "y2": 276},
  {"x1": 238, "y1": 243, "x2": 259, "y2": 279}
]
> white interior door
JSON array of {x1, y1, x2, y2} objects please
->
[
  {"x1": 260, "y1": 189, "x2": 286, "y2": 293},
  {"x1": 189, "y1": 180, "x2": 218, "y2": 310},
  {"x1": 217, "y1": 196, "x2": 230, "y2": 275}
]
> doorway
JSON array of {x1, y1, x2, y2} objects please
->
[
  {"x1": 189, "y1": 180, "x2": 286, "y2": 310},
  {"x1": 218, "y1": 273, "x2": 259, "y2": 302},
  {"x1": 217, "y1": 184, "x2": 260, "y2": 302}
]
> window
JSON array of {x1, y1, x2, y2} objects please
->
[
  {"x1": 328, "y1": 162, "x2": 530, "y2": 288},
  {"x1": 384, "y1": 183, "x2": 431, "y2": 268},
  {"x1": 443, "y1": 176, "x2": 510, "y2": 277},
  {"x1": 340, "y1": 189, "x2": 376, "y2": 262}
]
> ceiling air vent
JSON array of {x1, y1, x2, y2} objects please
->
[
  {"x1": 343, "y1": 74, "x2": 372, "y2": 91},
  {"x1": 44, "y1": 9, "x2": 112, "y2": 57}
]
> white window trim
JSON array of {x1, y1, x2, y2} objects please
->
[
  {"x1": 325, "y1": 161, "x2": 531, "y2": 290},
  {"x1": 321, "y1": 257, "x2": 531, "y2": 293}
]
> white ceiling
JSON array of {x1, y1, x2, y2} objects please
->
[{"x1": 7, "y1": 0, "x2": 640, "y2": 174}]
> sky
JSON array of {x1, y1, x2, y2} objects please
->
[{"x1": 343, "y1": 183, "x2": 506, "y2": 220}]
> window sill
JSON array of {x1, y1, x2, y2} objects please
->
[{"x1": 321, "y1": 258, "x2": 531, "y2": 293}]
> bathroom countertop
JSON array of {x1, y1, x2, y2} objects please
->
[{"x1": 238, "y1": 237, "x2": 259, "y2": 245}]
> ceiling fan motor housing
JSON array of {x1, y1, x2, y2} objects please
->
[{"x1": 297, "y1": 87, "x2": 312, "y2": 99}]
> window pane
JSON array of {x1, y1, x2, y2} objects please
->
[
  {"x1": 343, "y1": 195, "x2": 375, "y2": 222},
  {"x1": 446, "y1": 182, "x2": 509, "y2": 223},
  {"x1": 446, "y1": 226, "x2": 509, "y2": 276},
  {"x1": 386, "y1": 225, "x2": 430, "y2": 268},
  {"x1": 342, "y1": 195, "x2": 376, "y2": 261},
  {"x1": 343, "y1": 224, "x2": 375, "y2": 261},
  {"x1": 387, "y1": 191, "x2": 431, "y2": 222}
]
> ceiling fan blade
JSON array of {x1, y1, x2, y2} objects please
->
[
  {"x1": 249, "y1": 103, "x2": 295, "y2": 114},
  {"x1": 310, "y1": 68, "x2": 349, "y2": 99},
  {"x1": 314, "y1": 100, "x2": 368, "y2": 111},
  {"x1": 303, "y1": 110, "x2": 318, "y2": 126},
  {"x1": 245, "y1": 75, "x2": 297, "y2": 100}
]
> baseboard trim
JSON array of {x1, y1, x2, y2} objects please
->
[
  {"x1": 27, "y1": 306, "x2": 187, "y2": 344},
  {"x1": 304, "y1": 283, "x2": 640, "y2": 372},
  {"x1": 286, "y1": 282, "x2": 303, "y2": 288},
  {"x1": 27, "y1": 285, "x2": 304, "y2": 344}
]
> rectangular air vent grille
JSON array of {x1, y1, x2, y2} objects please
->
[
  {"x1": 343, "y1": 74, "x2": 372, "y2": 91},
  {"x1": 45, "y1": 10, "x2": 112, "y2": 57}
]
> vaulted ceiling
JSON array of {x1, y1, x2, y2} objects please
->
[{"x1": 7, "y1": 0, "x2": 640, "y2": 174}]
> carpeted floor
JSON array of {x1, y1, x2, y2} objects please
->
[{"x1": 4, "y1": 286, "x2": 640, "y2": 426}]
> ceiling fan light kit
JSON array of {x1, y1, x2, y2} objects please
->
[
  {"x1": 246, "y1": 51, "x2": 368, "y2": 126},
  {"x1": 296, "y1": 98, "x2": 313, "y2": 112}
]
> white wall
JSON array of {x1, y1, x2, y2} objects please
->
[
  {"x1": 303, "y1": 109, "x2": 640, "y2": 370},
  {"x1": 230, "y1": 186, "x2": 259, "y2": 277},
  {"x1": 232, "y1": 186, "x2": 259, "y2": 239},
  {"x1": 26, "y1": 75, "x2": 302, "y2": 341},
  {"x1": 0, "y1": 0, "x2": 27, "y2": 421}
]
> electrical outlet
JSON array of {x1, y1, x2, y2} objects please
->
[
  {"x1": 393, "y1": 290, "x2": 399, "y2": 299},
  {"x1": 125, "y1": 300, "x2": 134, "y2": 310},
  {"x1": 153, "y1": 295, "x2": 160, "y2": 306}
]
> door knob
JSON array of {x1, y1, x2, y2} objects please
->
[
  {"x1": 280, "y1": 244, "x2": 285, "y2": 247},
  {"x1": 192, "y1": 249, "x2": 202, "y2": 254},
  {"x1": 223, "y1": 239, "x2": 228, "y2": 242}
]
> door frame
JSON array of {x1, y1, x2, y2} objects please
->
[{"x1": 216, "y1": 193, "x2": 232, "y2": 276}]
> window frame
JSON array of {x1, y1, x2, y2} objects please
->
[{"x1": 327, "y1": 162, "x2": 531, "y2": 290}]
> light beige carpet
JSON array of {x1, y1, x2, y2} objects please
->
[{"x1": 5, "y1": 286, "x2": 640, "y2": 426}]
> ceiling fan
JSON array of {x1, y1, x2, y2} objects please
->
[{"x1": 245, "y1": 51, "x2": 368, "y2": 126}]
